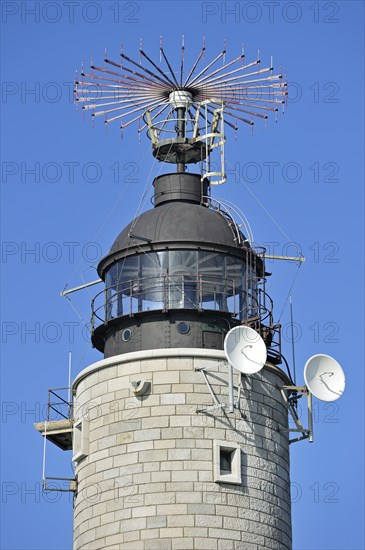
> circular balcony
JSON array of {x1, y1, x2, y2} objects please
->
[{"x1": 91, "y1": 273, "x2": 273, "y2": 334}]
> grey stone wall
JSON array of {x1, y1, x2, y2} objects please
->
[{"x1": 72, "y1": 350, "x2": 292, "y2": 550}]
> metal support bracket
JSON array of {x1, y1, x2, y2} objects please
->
[
  {"x1": 195, "y1": 362, "x2": 238, "y2": 415},
  {"x1": 280, "y1": 385, "x2": 313, "y2": 444},
  {"x1": 43, "y1": 476, "x2": 77, "y2": 493}
]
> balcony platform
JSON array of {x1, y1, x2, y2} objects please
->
[{"x1": 34, "y1": 419, "x2": 73, "y2": 451}]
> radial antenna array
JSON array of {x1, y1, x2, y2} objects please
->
[{"x1": 74, "y1": 38, "x2": 287, "y2": 182}]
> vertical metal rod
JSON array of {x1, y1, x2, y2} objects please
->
[
  {"x1": 289, "y1": 292, "x2": 297, "y2": 384},
  {"x1": 308, "y1": 391, "x2": 314, "y2": 442},
  {"x1": 205, "y1": 102, "x2": 209, "y2": 177},
  {"x1": 42, "y1": 420, "x2": 47, "y2": 486},
  {"x1": 68, "y1": 352, "x2": 72, "y2": 410},
  {"x1": 176, "y1": 106, "x2": 186, "y2": 173},
  {"x1": 228, "y1": 363, "x2": 234, "y2": 413}
]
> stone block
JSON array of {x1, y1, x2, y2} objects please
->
[
  {"x1": 120, "y1": 516, "x2": 146, "y2": 532},
  {"x1": 151, "y1": 471, "x2": 171, "y2": 483},
  {"x1": 120, "y1": 541, "x2": 144, "y2": 549},
  {"x1": 127, "y1": 440, "x2": 153, "y2": 453},
  {"x1": 215, "y1": 504, "x2": 238, "y2": 517},
  {"x1": 154, "y1": 440, "x2": 176, "y2": 449},
  {"x1": 97, "y1": 434, "x2": 117, "y2": 450},
  {"x1": 168, "y1": 482, "x2": 194, "y2": 492},
  {"x1": 223, "y1": 517, "x2": 246, "y2": 530},
  {"x1": 134, "y1": 428, "x2": 161, "y2": 442},
  {"x1": 171, "y1": 471, "x2": 198, "y2": 482},
  {"x1": 140, "y1": 394, "x2": 160, "y2": 407},
  {"x1": 172, "y1": 538, "x2": 194, "y2": 549},
  {"x1": 161, "y1": 427, "x2": 183, "y2": 439},
  {"x1": 93, "y1": 522, "x2": 120, "y2": 538},
  {"x1": 154, "y1": 405, "x2": 177, "y2": 417},
  {"x1": 168, "y1": 448, "x2": 191, "y2": 460},
  {"x1": 167, "y1": 358, "x2": 193, "y2": 371},
  {"x1": 144, "y1": 539, "x2": 172, "y2": 550},
  {"x1": 196, "y1": 514, "x2": 223, "y2": 528},
  {"x1": 175, "y1": 491, "x2": 202, "y2": 504},
  {"x1": 132, "y1": 472, "x2": 151, "y2": 485},
  {"x1": 184, "y1": 460, "x2": 211, "y2": 471},
  {"x1": 147, "y1": 515, "x2": 167, "y2": 529},
  {"x1": 109, "y1": 421, "x2": 141, "y2": 435},
  {"x1": 172, "y1": 383, "x2": 194, "y2": 392},
  {"x1": 145, "y1": 492, "x2": 175, "y2": 505},
  {"x1": 176, "y1": 438, "x2": 195, "y2": 448},
  {"x1": 183, "y1": 426, "x2": 204, "y2": 439},
  {"x1": 183, "y1": 527, "x2": 207, "y2": 537},
  {"x1": 141, "y1": 528, "x2": 160, "y2": 540},
  {"x1": 161, "y1": 393, "x2": 186, "y2": 405},
  {"x1": 195, "y1": 537, "x2": 218, "y2": 549},
  {"x1": 209, "y1": 528, "x2": 241, "y2": 541},
  {"x1": 114, "y1": 508, "x2": 132, "y2": 521},
  {"x1": 116, "y1": 362, "x2": 141, "y2": 376},
  {"x1": 153, "y1": 384, "x2": 172, "y2": 394},
  {"x1": 116, "y1": 432, "x2": 134, "y2": 445},
  {"x1": 187, "y1": 503, "x2": 215, "y2": 515},
  {"x1": 139, "y1": 449, "x2": 168, "y2": 462},
  {"x1": 191, "y1": 448, "x2": 212, "y2": 461},
  {"x1": 143, "y1": 462, "x2": 160, "y2": 472},
  {"x1": 113, "y1": 452, "x2": 138, "y2": 467},
  {"x1": 142, "y1": 416, "x2": 169, "y2": 429},
  {"x1": 132, "y1": 505, "x2": 157, "y2": 517},
  {"x1": 169, "y1": 415, "x2": 191, "y2": 427},
  {"x1": 154, "y1": 371, "x2": 180, "y2": 384},
  {"x1": 138, "y1": 482, "x2": 166, "y2": 494},
  {"x1": 157, "y1": 504, "x2": 187, "y2": 515},
  {"x1": 93, "y1": 456, "x2": 113, "y2": 472},
  {"x1": 159, "y1": 527, "x2": 184, "y2": 538}
]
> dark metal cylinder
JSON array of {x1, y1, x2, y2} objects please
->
[{"x1": 153, "y1": 173, "x2": 207, "y2": 206}]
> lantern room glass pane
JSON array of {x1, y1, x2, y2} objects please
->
[
  {"x1": 141, "y1": 252, "x2": 167, "y2": 310},
  {"x1": 103, "y1": 249, "x2": 258, "y2": 321},
  {"x1": 169, "y1": 251, "x2": 198, "y2": 308}
]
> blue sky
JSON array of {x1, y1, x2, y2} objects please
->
[{"x1": 1, "y1": 1, "x2": 364, "y2": 549}]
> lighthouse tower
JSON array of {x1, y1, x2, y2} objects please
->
[
  {"x1": 71, "y1": 169, "x2": 293, "y2": 550},
  {"x1": 37, "y1": 43, "x2": 296, "y2": 550}
]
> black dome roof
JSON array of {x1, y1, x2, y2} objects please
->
[
  {"x1": 97, "y1": 173, "x2": 247, "y2": 278},
  {"x1": 115, "y1": 201, "x2": 239, "y2": 251}
]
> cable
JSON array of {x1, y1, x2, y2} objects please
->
[
  {"x1": 277, "y1": 261, "x2": 302, "y2": 323},
  {"x1": 226, "y1": 159, "x2": 303, "y2": 254}
]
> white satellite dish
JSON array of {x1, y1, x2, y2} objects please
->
[
  {"x1": 304, "y1": 354, "x2": 345, "y2": 402},
  {"x1": 224, "y1": 326, "x2": 267, "y2": 374}
]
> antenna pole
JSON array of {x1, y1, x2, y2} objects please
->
[
  {"x1": 176, "y1": 106, "x2": 186, "y2": 173},
  {"x1": 228, "y1": 362, "x2": 234, "y2": 413},
  {"x1": 289, "y1": 293, "x2": 297, "y2": 384},
  {"x1": 68, "y1": 351, "x2": 72, "y2": 412},
  {"x1": 42, "y1": 419, "x2": 47, "y2": 488},
  {"x1": 307, "y1": 391, "x2": 314, "y2": 443}
]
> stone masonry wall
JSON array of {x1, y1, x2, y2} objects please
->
[{"x1": 72, "y1": 349, "x2": 292, "y2": 550}]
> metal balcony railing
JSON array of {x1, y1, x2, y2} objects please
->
[{"x1": 91, "y1": 274, "x2": 272, "y2": 332}]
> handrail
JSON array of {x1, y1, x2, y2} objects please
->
[
  {"x1": 204, "y1": 196, "x2": 254, "y2": 245},
  {"x1": 91, "y1": 273, "x2": 274, "y2": 332},
  {"x1": 47, "y1": 388, "x2": 73, "y2": 422}
]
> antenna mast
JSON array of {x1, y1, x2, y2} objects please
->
[{"x1": 75, "y1": 39, "x2": 287, "y2": 183}]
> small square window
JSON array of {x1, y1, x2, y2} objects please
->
[
  {"x1": 220, "y1": 449, "x2": 233, "y2": 474},
  {"x1": 72, "y1": 419, "x2": 89, "y2": 462},
  {"x1": 214, "y1": 440, "x2": 241, "y2": 484}
]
